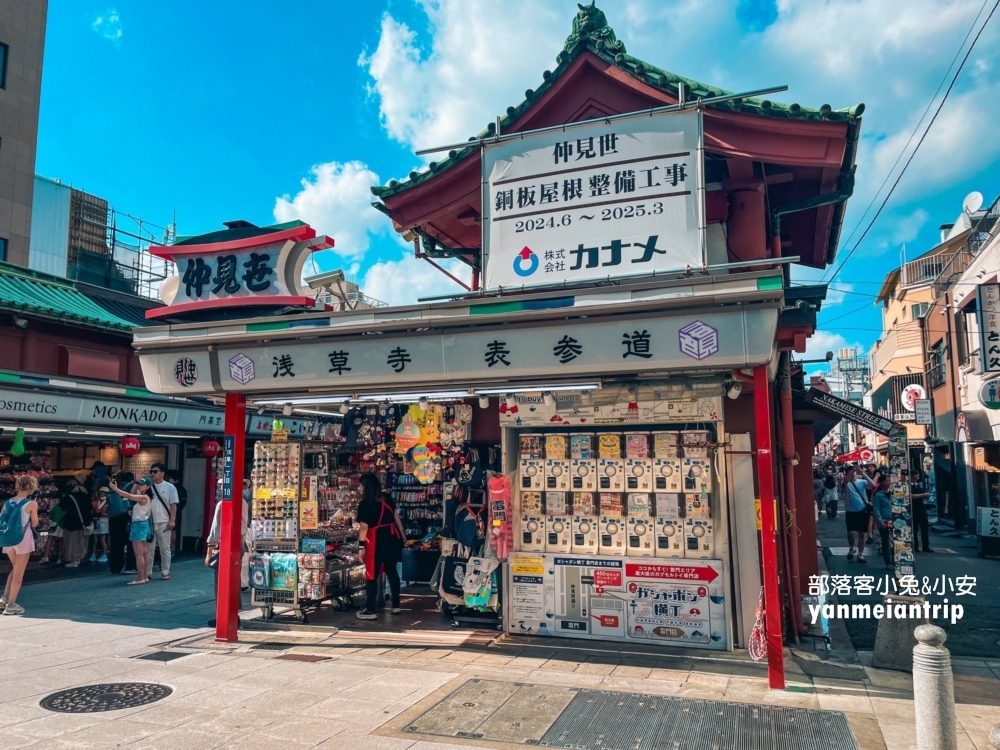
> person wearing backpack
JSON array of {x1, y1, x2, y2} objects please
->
[
  {"x1": 58, "y1": 472, "x2": 93, "y2": 568},
  {"x1": 1, "y1": 475, "x2": 40, "y2": 616}
]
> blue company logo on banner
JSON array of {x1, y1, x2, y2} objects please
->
[
  {"x1": 513, "y1": 247, "x2": 539, "y2": 277},
  {"x1": 221, "y1": 434, "x2": 235, "y2": 501}
]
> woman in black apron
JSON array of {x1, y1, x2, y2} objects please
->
[{"x1": 355, "y1": 474, "x2": 405, "y2": 620}]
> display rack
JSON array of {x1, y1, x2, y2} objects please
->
[{"x1": 249, "y1": 441, "x2": 306, "y2": 622}]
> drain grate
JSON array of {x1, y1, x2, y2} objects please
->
[
  {"x1": 540, "y1": 689, "x2": 858, "y2": 750},
  {"x1": 402, "y1": 680, "x2": 859, "y2": 750},
  {"x1": 40, "y1": 683, "x2": 172, "y2": 714},
  {"x1": 274, "y1": 653, "x2": 331, "y2": 663},
  {"x1": 250, "y1": 642, "x2": 293, "y2": 651},
  {"x1": 134, "y1": 651, "x2": 188, "y2": 663}
]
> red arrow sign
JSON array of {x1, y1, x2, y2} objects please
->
[
  {"x1": 625, "y1": 563, "x2": 719, "y2": 583},
  {"x1": 518, "y1": 246, "x2": 533, "y2": 259}
]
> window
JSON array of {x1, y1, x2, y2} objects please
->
[
  {"x1": 0, "y1": 238, "x2": 7, "y2": 262},
  {"x1": 912, "y1": 302, "x2": 929, "y2": 319},
  {"x1": 928, "y1": 342, "x2": 947, "y2": 390},
  {"x1": 0, "y1": 43, "x2": 7, "y2": 89},
  {"x1": 955, "y1": 312, "x2": 970, "y2": 367}
]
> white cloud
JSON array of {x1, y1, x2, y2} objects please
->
[
  {"x1": 274, "y1": 161, "x2": 387, "y2": 261},
  {"x1": 92, "y1": 8, "x2": 122, "y2": 43},
  {"x1": 361, "y1": 252, "x2": 472, "y2": 307},
  {"x1": 891, "y1": 209, "x2": 929, "y2": 244},
  {"x1": 359, "y1": 1, "x2": 565, "y2": 155},
  {"x1": 803, "y1": 330, "x2": 864, "y2": 376}
]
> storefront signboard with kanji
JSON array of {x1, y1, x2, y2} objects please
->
[
  {"x1": 140, "y1": 305, "x2": 777, "y2": 395},
  {"x1": 977, "y1": 284, "x2": 1000, "y2": 373},
  {"x1": 482, "y1": 110, "x2": 704, "y2": 290},
  {"x1": 146, "y1": 222, "x2": 334, "y2": 320}
]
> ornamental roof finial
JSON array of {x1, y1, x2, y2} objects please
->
[{"x1": 564, "y1": 1, "x2": 626, "y2": 56}]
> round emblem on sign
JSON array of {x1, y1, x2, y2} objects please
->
[
  {"x1": 512, "y1": 247, "x2": 539, "y2": 277},
  {"x1": 980, "y1": 379, "x2": 1000, "y2": 410},
  {"x1": 900, "y1": 383, "x2": 926, "y2": 412},
  {"x1": 173, "y1": 358, "x2": 198, "y2": 387}
]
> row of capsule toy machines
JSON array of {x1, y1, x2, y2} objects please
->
[{"x1": 517, "y1": 431, "x2": 714, "y2": 559}]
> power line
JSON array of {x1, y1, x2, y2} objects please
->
[
  {"x1": 825, "y1": 0, "x2": 1000, "y2": 285},
  {"x1": 832, "y1": 0, "x2": 992, "y2": 256},
  {"x1": 818, "y1": 301, "x2": 876, "y2": 326}
]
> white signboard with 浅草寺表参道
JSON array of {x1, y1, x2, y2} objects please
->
[{"x1": 482, "y1": 109, "x2": 704, "y2": 290}]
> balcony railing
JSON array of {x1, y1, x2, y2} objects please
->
[
  {"x1": 969, "y1": 192, "x2": 1000, "y2": 257},
  {"x1": 901, "y1": 256, "x2": 945, "y2": 288}
]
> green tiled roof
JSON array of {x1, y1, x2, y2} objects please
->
[
  {"x1": 372, "y1": 2, "x2": 864, "y2": 201},
  {"x1": 0, "y1": 262, "x2": 136, "y2": 332}
]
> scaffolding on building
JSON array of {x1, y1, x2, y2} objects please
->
[{"x1": 66, "y1": 187, "x2": 175, "y2": 299}]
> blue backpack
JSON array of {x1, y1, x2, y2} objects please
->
[{"x1": 0, "y1": 498, "x2": 30, "y2": 547}]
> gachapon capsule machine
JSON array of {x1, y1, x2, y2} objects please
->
[
  {"x1": 623, "y1": 432, "x2": 653, "y2": 493},
  {"x1": 654, "y1": 493, "x2": 684, "y2": 558},
  {"x1": 681, "y1": 430, "x2": 712, "y2": 495},
  {"x1": 544, "y1": 491, "x2": 572, "y2": 553},
  {"x1": 626, "y1": 493, "x2": 655, "y2": 557},
  {"x1": 570, "y1": 433, "x2": 597, "y2": 492},
  {"x1": 571, "y1": 491, "x2": 598, "y2": 553},
  {"x1": 684, "y1": 517, "x2": 715, "y2": 559},
  {"x1": 652, "y1": 432, "x2": 683, "y2": 492},
  {"x1": 598, "y1": 492, "x2": 626, "y2": 555},
  {"x1": 519, "y1": 433, "x2": 544, "y2": 491},
  {"x1": 518, "y1": 490, "x2": 545, "y2": 552},
  {"x1": 544, "y1": 434, "x2": 571, "y2": 492},
  {"x1": 597, "y1": 433, "x2": 625, "y2": 492}
]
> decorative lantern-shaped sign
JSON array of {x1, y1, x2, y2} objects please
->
[
  {"x1": 120, "y1": 436, "x2": 141, "y2": 457},
  {"x1": 203, "y1": 439, "x2": 221, "y2": 458}
]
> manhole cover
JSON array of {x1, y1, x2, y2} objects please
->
[
  {"x1": 250, "y1": 642, "x2": 292, "y2": 651},
  {"x1": 40, "y1": 683, "x2": 172, "y2": 713}
]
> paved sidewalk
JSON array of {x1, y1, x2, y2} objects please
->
[{"x1": 2, "y1": 556, "x2": 1000, "y2": 748}]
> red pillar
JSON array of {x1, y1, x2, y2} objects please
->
[
  {"x1": 216, "y1": 392, "x2": 246, "y2": 643},
  {"x1": 754, "y1": 364, "x2": 785, "y2": 689}
]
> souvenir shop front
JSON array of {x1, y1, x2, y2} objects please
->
[{"x1": 133, "y1": 268, "x2": 781, "y2": 656}]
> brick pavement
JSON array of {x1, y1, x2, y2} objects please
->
[{"x1": 1, "y1": 556, "x2": 1000, "y2": 748}]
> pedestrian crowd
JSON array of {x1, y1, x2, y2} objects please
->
[
  {"x1": 1, "y1": 461, "x2": 187, "y2": 614},
  {"x1": 813, "y1": 462, "x2": 933, "y2": 572}
]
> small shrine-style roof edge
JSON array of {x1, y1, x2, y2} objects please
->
[{"x1": 371, "y1": 8, "x2": 865, "y2": 202}]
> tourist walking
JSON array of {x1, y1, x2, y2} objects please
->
[
  {"x1": 842, "y1": 466, "x2": 874, "y2": 563},
  {"x1": 88, "y1": 485, "x2": 110, "y2": 563},
  {"x1": 106, "y1": 471, "x2": 133, "y2": 574},
  {"x1": 111, "y1": 478, "x2": 152, "y2": 585},
  {"x1": 822, "y1": 470, "x2": 839, "y2": 519},
  {"x1": 1, "y1": 475, "x2": 39, "y2": 616},
  {"x1": 910, "y1": 469, "x2": 933, "y2": 553},
  {"x1": 59, "y1": 472, "x2": 92, "y2": 567},
  {"x1": 145, "y1": 463, "x2": 178, "y2": 581},
  {"x1": 872, "y1": 479, "x2": 895, "y2": 571}
]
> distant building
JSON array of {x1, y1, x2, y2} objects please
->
[{"x1": 0, "y1": 1, "x2": 46, "y2": 265}]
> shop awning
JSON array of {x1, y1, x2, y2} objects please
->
[{"x1": 0, "y1": 263, "x2": 136, "y2": 332}]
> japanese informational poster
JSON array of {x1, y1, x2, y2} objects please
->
[
  {"x1": 483, "y1": 110, "x2": 705, "y2": 290},
  {"x1": 506, "y1": 552, "x2": 727, "y2": 649}
]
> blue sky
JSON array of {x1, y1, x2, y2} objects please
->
[{"x1": 38, "y1": 1, "x2": 1000, "y2": 355}]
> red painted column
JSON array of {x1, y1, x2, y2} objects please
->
[
  {"x1": 754, "y1": 364, "x2": 785, "y2": 689},
  {"x1": 216, "y1": 392, "x2": 246, "y2": 643}
]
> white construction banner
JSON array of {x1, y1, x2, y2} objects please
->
[{"x1": 483, "y1": 110, "x2": 704, "y2": 290}]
